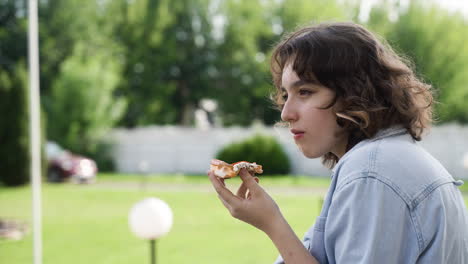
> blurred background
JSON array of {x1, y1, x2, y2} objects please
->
[{"x1": 1, "y1": 0, "x2": 468, "y2": 263}]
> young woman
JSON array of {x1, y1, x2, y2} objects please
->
[{"x1": 208, "y1": 22, "x2": 468, "y2": 263}]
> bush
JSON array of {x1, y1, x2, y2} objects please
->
[
  {"x1": 85, "y1": 139, "x2": 116, "y2": 172},
  {"x1": 216, "y1": 134, "x2": 290, "y2": 176}
]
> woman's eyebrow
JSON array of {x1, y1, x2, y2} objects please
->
[
  {"x1": 293, "y1": 79, "x2": 319, "y2": 87},
  {"x1": 281, "y1": 79, "x2": 318, "y2": 91}
]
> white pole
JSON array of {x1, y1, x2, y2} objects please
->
[{"x1": 28, "y1": 0, "x2": 43, "y2": 264}]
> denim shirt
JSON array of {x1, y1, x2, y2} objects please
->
[{"x1": 274, "y1": 127, "x2": 468, "y2": 264}]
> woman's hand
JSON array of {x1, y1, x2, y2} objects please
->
[
  {"x1": 209, "y1": 169, "x2": 319, "y2": 263},
  {"x1": 208, "y1": 168, "x2": 285, "y2": 234}
]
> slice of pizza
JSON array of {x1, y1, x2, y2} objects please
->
[{"x1": 210, "y1": 159, "x2": 263, "y2": 179}]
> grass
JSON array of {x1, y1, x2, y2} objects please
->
[
  {"x1": 1, "y1": 173, "x2": 467, "y2": 264},
  {"x1": 0, "y1": 174, "x2": 324, "y2": 264},
  {"x1": 97, "y1": 173, "x2": 468, "y2": 192},
  {"x1": 97, "y1": 172, "x2": 333, "y2": 188}
]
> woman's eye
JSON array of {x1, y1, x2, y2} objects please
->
[{"x1": 299, "y1": 89, "x2": 313, "y2": 96}]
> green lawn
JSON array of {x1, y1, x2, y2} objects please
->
[
  {"x1": 1, "y1": 174, "x2": 467, "y2": 264},
  {"x1": 0, "y1": 174, "x2": 323, "y2": 264},
  {"x1": 97, "y1": 173, "x2": 333, "y2": 188}
]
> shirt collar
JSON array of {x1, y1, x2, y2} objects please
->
[
  {"x1": 369, "y1": 125, "x2": 407, "y2": 142},
  {"x1": 331, "y1": 125, "x2": 408, "y2": 174}
]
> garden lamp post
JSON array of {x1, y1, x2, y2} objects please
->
[
  {"x1": 129, "y1": 198, "x2": 173, "y2": 264},
  {"x1": 28, "y1": 0, "x2": 43, "y2": 263}
]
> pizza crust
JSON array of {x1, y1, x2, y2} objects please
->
[{"x1": 210, "y1": 159, "x2": 263, "y2": 178}]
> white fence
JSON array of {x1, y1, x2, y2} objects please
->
[{"x1": 110, "y1": 124, "x2": 468, "y2": 179}]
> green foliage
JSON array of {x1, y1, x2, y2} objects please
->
[
  {"x1": 38, "y1": 0, "x2": 126, "y2": 169},
  {"x1": 87, "y1": 139, "x2": 116, "y2": 172},
  {"x1": 276, "y1": 0, "x2": 347, "y2": 31},
  {"x1": 38, "y1": 0, "x2": 112, "y2": 96},
  {"x1": 367, "y1": 1, "x2": 468, "y2": 123},
  {"x1": 111, "y1": 0, "x2": 218, "y2": 126},
  {"x1": 210, "y1": 0, "x2": 276, "y2": 126},
  {"x1": 216, "y1": 134, "x2": 291, "y2": 176},
  {"x1": 0, "y1": 2, "x2": 30, "y2": 186},
  {"x1": 0, "y1": 62, "x2": 30, "y2": 186},
  {"x1": 46, "y1": 43, "x2": 126, "y2": 156},
  {"x1": 108, "y1": 0, "x2": 348, "y2": 127}
]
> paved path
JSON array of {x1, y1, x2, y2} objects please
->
[{"x1": 92, "y1": 181, "x2": 329, "y2": 197}]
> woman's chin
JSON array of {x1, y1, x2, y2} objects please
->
[{"x1": 301, "y1": 149, "x2": 324, "y2": 159}]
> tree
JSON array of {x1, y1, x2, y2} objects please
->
[
  {"x1": 39, "y1": 0, "x2": 98, "y2": 96},
  {"x1": 38, "y1": 0, "x2": 126, "y2": 159},
  {"x1": 110, "y1": 0, "x2": 349, "y2": 127},
  {"x1": 208, "y1": 0, "x2": 277, "y2": 126},
  {"x1": 0, "y1": 1, "x2": 30, "y2": 186},
  {"x1": 0, "y1": 62, "x2": 30, "y2": 186},
  {"x1": 110, "y1": 0, "x2": 220, "y2": 126},
  {"x1": 367, "y1": 1, "x2": 468, "y2": 123},
  {"x1": 47, "y1": 43, "x2": 126, "y2": 155}
]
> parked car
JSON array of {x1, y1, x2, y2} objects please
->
[{"x1": 45, "y1": 141, "x2": 98, "y2": 183}]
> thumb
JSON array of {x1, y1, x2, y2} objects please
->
[{"x1": 239, "y1": 168, "x2": 260, "y2": 190}]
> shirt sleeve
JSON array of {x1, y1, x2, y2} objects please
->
[{"x1": 324, "y1": 176, "x2": 417, "y2": 264}]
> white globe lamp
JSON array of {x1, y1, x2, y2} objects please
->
[{"x1": 129, "y1": 198, "x2": 173, "y2": 264}]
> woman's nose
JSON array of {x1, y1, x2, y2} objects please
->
[{"x1": 281, "y1": 100, "x2": 297, "y2": 122}]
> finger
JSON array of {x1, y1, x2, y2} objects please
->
[
  {"x1": 208, "y1": 170, "x2": 240, "y2": 205},
  {"x1": 237, "y1": 181, "x2": 248, "y2": 198},
  {"x1": 238, "y1": 169, "x2": 260, "y2": 191},
  {"x1": 218, "y1": 194, "x2": 233, "y2": 211},
  {"x1": 220, "y1": 177, "x2": 226, "y2": 187},
  {"x1": 246, "y1": 177, "x2": 259, "y2": 199},
  {"x1": 208, "y1": 170, "x2": 227, "y2": 192},
  {"x1": 207, "y1": 169, "x2": 226, "y2": 187},
  {"x1": 208, "y1": 171, "x2": 234, "y2": 210}
]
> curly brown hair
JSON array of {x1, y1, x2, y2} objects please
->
[{"x1": 270, "y1": 22, "x2": 434, "y2": 168}]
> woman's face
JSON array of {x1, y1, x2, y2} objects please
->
[{"x1": 280, "y1": 64, "x2": 348, "y2": 159}]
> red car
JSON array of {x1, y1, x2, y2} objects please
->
[{"x1": 45, "y1": 141, "x2": 98, "y2": 183}]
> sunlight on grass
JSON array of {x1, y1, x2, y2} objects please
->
[
  {"x1": 0, "y1": 180, "x2": 322, "y2": 264},
  {"x1": 97, "y1": 172, "x2": 332, "y2": 188}
]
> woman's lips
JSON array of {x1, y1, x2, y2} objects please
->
[
  {"x1": 293, "y1": 132, "x2": 304, "y2": 140},
  {"x1": 291, "y1": 129, "x2": 305, "y2": 140}
]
